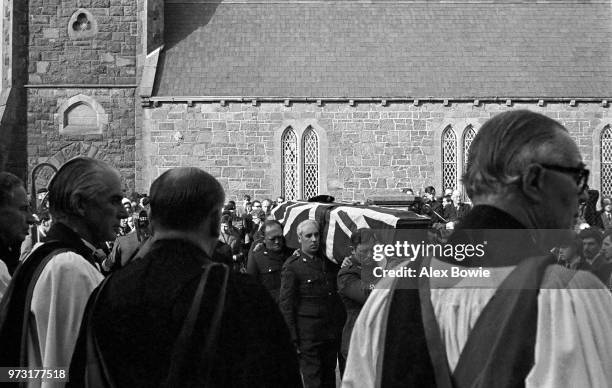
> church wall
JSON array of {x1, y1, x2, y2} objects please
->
[
  {"x1": 25, "y1": 0, "x2": 138, "y2": 192},
  {"x1": 27, "y1": 87, "x2": 136, "y2": 189},
  {"x1": 141, "y1": 101, "x2": 611, "y2": 202}
]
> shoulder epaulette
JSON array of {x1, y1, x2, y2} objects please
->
[{"x1": 286, "y1": 250, "x2": 301, "y2": 263}]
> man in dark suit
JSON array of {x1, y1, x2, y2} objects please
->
[
  {"x1": 451, "y1": 189, "x2": 472, "y2": 224},
  {"x1": 579, "y1": 228, "x2": 604, "y2": 271},
  {"x1": 279, "y1": 220, "x2": 345, "y2": 388},
  {"x1": 69, "y1": 167, "x2": 301, "y2": 387},
  {"x1": 422, "y1": 186, "x2": 445, "y2": 224},
  {"x1": 599, "y1": 197, "x2": 612, "y2": 230}
]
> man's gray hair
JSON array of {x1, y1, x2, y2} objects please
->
[
  {"x1": 296, "y1": 219, "x2": 319, "y2": 236},
  {"x1": 0, "y1": 172, "x2": 25, "y2": 207},
  {"x1": 463, "y1": 110, "x2": 568, "y2": 198},
  {"x1": 47, "y1": 157, "x2": 118, "y2": 219}
]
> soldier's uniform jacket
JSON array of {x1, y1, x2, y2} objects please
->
[
  {"x1": 246, "y1": 245, "x2": 294, "y2": 303},
  {"x1": 279, "y1": 249, "x2": 345, "y2": 345}
]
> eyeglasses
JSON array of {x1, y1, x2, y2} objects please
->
[
  {"x1": 253, "y1": 205, "x2": 262, "y2": 208},
  {"x1": 540, "y1": 163, "x2": 590, "y2": 194}
]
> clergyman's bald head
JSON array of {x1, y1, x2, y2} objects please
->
[{"x1": 149, "y1": 167, "x2": 225, "y2": 231}]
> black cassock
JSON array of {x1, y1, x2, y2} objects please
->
[{"x1": 69, "y1": 238, "x2": 302, "y2": 388}]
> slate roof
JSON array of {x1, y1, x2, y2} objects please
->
[{"x1": 154, "y1": 1, "x2": 612, "y2": 98}]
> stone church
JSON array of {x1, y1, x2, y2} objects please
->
[{"x1": 0, "y1": 0, "x2": 610, "y2": 203}]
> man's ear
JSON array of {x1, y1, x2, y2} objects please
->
[
  {"x1": 521, "y1": 164, "x2": 545, "y2": 203},
  {"x1": 73, "y1": 193, "x2": 89, "y2": 217}
]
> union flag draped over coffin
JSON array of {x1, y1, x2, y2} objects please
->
[{"x1": 271, "y1": 201, "x2": 430, "y2": 264}]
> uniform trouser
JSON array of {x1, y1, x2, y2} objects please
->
[{"x1": 299, "y1": 339, "x2": 340, "y2": 388}]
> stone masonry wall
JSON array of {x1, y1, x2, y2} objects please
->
[
  {"x1": 24, "y1": 0, "x2": 138, "y2": 192},
  {"x1": 141, "y1": 102, "x2": 611, "y2": 202},
  {"x1": 28, "y1": 88, "x2": 136, "y2": 189},
  {"x1": 0, "y1": 0, "x2": 28, "y2": 178},
  {"x1": 28, "y1": 0, "x2": 138, "y2": 85}
]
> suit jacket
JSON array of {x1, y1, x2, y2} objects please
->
[
  {"x1": 600, "y1": 211, "x2": 612, "y2": 230},
  {"x1": 69, "y1": 238, "x2": 301, "y2": 388},
  {"x1": 443, "y1": 204, "x2": 457, "y2": 223},
  {"x1": 422, "y1": 200, "x2": 445, "y2": 223}
]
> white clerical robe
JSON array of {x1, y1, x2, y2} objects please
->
[
  {"x1": 342, "y1": 260, "x2": 612, "y2": 388},
  {"x1": 26, "y1": 245, "x2": 103, "y2": 388}
]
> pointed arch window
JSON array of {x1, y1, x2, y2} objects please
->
[
  {"x1": 281, "y1": 127, "x2": 298, "y2": 201},
  {"x1": 601, "y1": 125, "x2": 612, "y2": 198},
  {"x1": 463, "y1": 125, "x2": 476, "y2": 173},
  {"x1": 280, "y1": 126, "x2": 320, "y2": 201},
  {"x1": 442, "y1": 126, "x2": 457, "y2": 192},
  {"x1": 302, "y1": 127, "x2": 319, "y2": 200}
]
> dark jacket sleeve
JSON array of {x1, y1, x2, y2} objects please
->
[
  {"x1": 245, "y1": 252, "x2": 258, "y2": 277},
  {"x1": 337, "y1": 264, "x2": 368, "y2": 305},
  {"x1": 278, "y1": 261, "x2": 298, "y2": 344}
]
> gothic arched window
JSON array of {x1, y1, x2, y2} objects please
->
[
  {"x1": 302, "y1": 127, "x2": 319, "y2": 200},
  {"x1": 601, "y1": 125, "x2": 612, "y2": 198},
  {"x1": 463, "y1": 125, "x2": 476, "y2": 173},
  {"x1": 281, "y1": 127, "x2": 298, "y2": 201},
  {"x1": 442, "y1": 126, "x2": 457, "y2": 192}
]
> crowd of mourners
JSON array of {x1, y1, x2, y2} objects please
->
[{"x1": 0, "y1": 109, "x2": 612, "y2": 388}]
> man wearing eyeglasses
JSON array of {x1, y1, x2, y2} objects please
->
[
  {"x1": 343, "y1": 110, "x2": 612, "y2": 387},
  {"x1": 246, "y1": 220, "x2": 294, "y2": 302}
]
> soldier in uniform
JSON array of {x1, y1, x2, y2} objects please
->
[
  {"x1": 246, "y1": 220, "x2": 294, "y2": 303},
  {"x1": 279, "y1": 219, "x2": 346, "y2": 388}
]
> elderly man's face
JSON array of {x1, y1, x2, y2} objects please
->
[
  {"x1": 83, "y1": 170, "x2": 127, "y2": 244},
  {"x1": 451, "y1": 191, "x2": 461, "y2": 204},
  {"x1": 0, "y1": 186, "x2": 35, "y2": 246},
  {"x1": 262, "y1": 200, "x2": 272, "y2": 213},
  {"x1": 538, "y1": 132, "x2": 587, "y2": 230},
  {"x1": 264, "y1": 224, "x2": 284, "y2": 252},
  {"x1": 298, "y1": 223, "x2": 320, "y2": 255}
]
